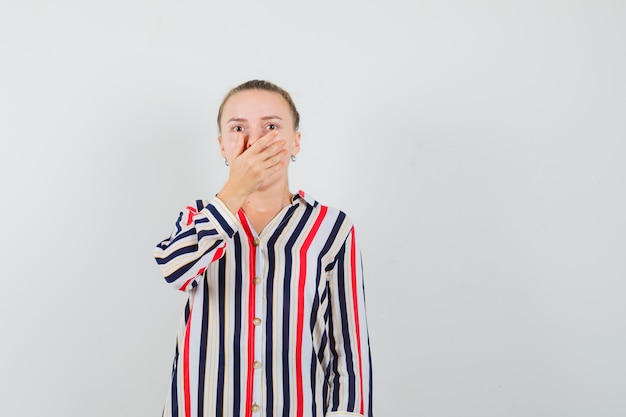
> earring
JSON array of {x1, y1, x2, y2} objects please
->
[
  {"x1": 224, "y1": 159, "x2": 229, "y2": 167},
  {"x1": 291, "y1": 155, "x2": 297, "y2": 162}
]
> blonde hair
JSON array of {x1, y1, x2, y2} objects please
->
[{"x1": 217, "y1": 80, "x2": 300, "y2": 133}]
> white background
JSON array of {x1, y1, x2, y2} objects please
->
[{"x1": 1, "y1": 1, "x2": 625, "y2": 416}]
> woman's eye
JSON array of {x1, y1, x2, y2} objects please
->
[
  {"x1": 267, "y1": 124, "x2": 278, "y2": 130},
  {"x1": 233, "y1": 126, "x2": 244, "y2": 132}
]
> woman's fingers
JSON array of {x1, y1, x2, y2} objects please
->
[
  {"x1": 233, "y1": 132, "x2": 246, "y2": 158},
  {"x1": 261, "y1": 139, "x2": 286, "y2": 161},
  {"x1": 253, "y1": 130, "x2": 280, "y2": 150},
  {"x1": 242, "y1": 132, "x2": 286, "y2": 165}
]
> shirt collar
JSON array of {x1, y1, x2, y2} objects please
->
[{"x1": 293, "y1": 190, "x2": 318, "y2": 207}]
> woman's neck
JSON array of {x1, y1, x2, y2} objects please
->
[
  {"x1": 241, "y1": 182, "x2": 293, "y2": 234},
  {"x1": 242, "y1": 182, "x2": 293, "y2": 215}
]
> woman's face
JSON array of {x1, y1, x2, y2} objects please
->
[{"x1": 218, "y1": 89, "x2": 301, "y2": 173}]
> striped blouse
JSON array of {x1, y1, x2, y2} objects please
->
[{"x1": 154, "y1": 191, "x2": 373, "y2": 417}]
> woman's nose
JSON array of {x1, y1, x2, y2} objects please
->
[{"x1": 245, "y1": 127, "x2": 265, "y2": 148}]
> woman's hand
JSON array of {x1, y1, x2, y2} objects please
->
[{"x1": 217, "y1": 130, "x2": 287, "y2": 214}]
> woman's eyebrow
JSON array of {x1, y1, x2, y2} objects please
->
[{"x1": 226, "y1": 115, "x2": 283, "y2": 123}]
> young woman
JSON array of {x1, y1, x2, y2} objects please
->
[{"x1": 154, "y1": 80, "x2": 373, "y2": 417}]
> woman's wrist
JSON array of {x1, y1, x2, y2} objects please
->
[{"x1": 216, "y1": 183, "x2": 249, "y2": 215}]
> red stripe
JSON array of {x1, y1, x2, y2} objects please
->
[
  {"x1": 183, "y1": 306, "x2": 193, "y2": 417},
  {"x1": 238, "y1": 211, "x2": 257, "y2": 417},
  {"x1": 211, "y1": 242, "x2": 227, "y2": 262},
  {"x1": 179, "y1": 267, "x2": 207, "y2": 292},
  {"x1": 349, "y1": 227, "x2": 364, "y2": 414},
  {"x1": 295, "y1": 205, "x2": 328, "y2": 417},
  {"x1": 185, "y1": 206, "x2": 198, "y2": 226},
  {"x1": 179, "y1": 277, "x2": 194, "y2": 292}
]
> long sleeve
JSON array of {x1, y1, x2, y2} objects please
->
[
  {"x1": 326, "y1": 226, "x2": 373, "y2": 417},
  {"x1": 154, "y1": 196, "x2": 241, "y2": 291}
]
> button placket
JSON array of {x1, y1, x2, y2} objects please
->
[{"x1": 252, "y1": 236, "x2": 264, "y2": 411}]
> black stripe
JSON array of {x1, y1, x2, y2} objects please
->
[
  {"x1": 320, "y1": 286, "x2": 328, "y2": 306},
  {"x1": 362, "y1": 259, "x2": 374, "y2": 417},
  {"x1": 207, "y1": 203, "x2": 235, "y2": 237},
  {"x1": 169, "y1": 342, "x2": 180, "y2": 417},
  {"x1": 161, "y1": 240, "x2": 223, "y2": 283},
  {"x1": 172, "y1": 299, "x2": 190, "y2": 416},
  {"x1": 318, "y1": 331, "x2": 328, "y2": 364},
  {"x1": 311, "y1": 213, "x2": 344, "y2": 330},
  {"x1": 157, "y1": 245, "x2": 199, "y2": 266},
  {"x1": 216, "y1": 258, "x2": 226, "y2": 416},
  {"x1": 322, "y1": 363, "x2": 329, "y2": 417},
  {"x1": 197, "y1": 229, "x2": 219, "y2": 240},
  {"x1": 368, "y1": 343, "x2": 374, "y2": 417},
  {"x1": 175, "y1": 212, "x2": 183, "y2": 235},
  {"x1": 317, "y1": 285, "x2": 329, "y2": 366},
  {"x1": 232, "y1": 234, "x2": 243, "y2": 417},
  {"x1": 184, "y1": 299, "x2": 191, "y2": 323},
  {"x1": 167, "y1": 228, "x2": 197, "y2": 246},
  {"x1": 310, "y1": 351, "x2": 318, "y2": 417},
  {"x1": 335, "y1": 246, "x2": 356, "y2": 410},
  {"x1": 197, "y1": 272, "x2": 209, "y2": 417},
  {"x1": 327, "y1": 289, "x2": 340, "y2": 411}
]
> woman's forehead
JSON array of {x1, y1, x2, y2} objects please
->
[{"x1": 222, "y1": 90, "x2": 291, "y2": 120}]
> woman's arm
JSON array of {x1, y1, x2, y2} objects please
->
[
  {"x1": 326, "y1": 226, "x2": 373, "y2": 417},
  {"x1": 154, "y1": 196, "x2": 240, "y2": 292}
]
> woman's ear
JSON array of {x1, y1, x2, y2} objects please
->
[
  {"x1": 293, "y1": 131, "x2": 301, "y2": 155},
  {"x1": 218, "y1": 135, "x2": 226, "y2": 159}
]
